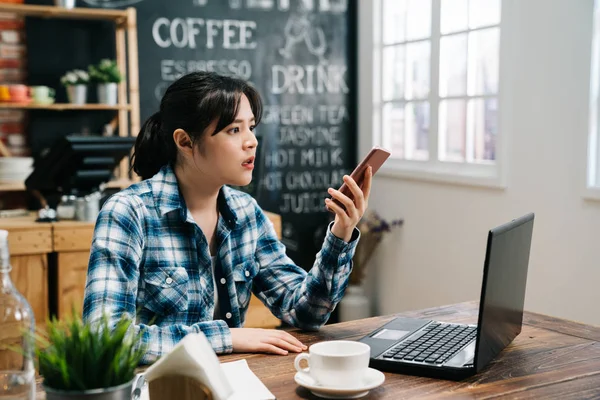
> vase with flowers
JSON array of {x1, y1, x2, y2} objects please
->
[
  {"x1": 339, "y1": 210, "x2": 403, "y2": 322},
  {"x1": 88, "y1": 59, "x2": 123, "y2": 105},
  {"x1": 60, "y1": 69, "x2": 89, "y2": 105}
]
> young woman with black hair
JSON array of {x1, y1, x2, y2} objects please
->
[{"x1": 82, "y1": 71, "x2": 372, "y2": 365}]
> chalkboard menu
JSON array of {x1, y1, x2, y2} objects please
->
[{"x1": 82, "y1": 0, "x2": 357, "y2": 269}]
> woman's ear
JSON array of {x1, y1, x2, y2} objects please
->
[{"x1": 173, "y1": 129, "x2": 194, "y2": 157}]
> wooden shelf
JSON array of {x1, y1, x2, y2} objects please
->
[
  {"x1": 0, "y1": 179, "x2": 134, "y2": 192},
  {"x1": 0, "y1": 102, "x2": 131, "y2": 111},
  {"x1": 0, "y1": 3, "x2": 129, "y2": 22},
  {"x1": 0, "y1": 180, "x2": 25, "y2": 191}
]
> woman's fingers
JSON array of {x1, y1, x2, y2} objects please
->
[
  {"x1": 327, "y1": 188, "x2": 357, "y2": 220},
  {"x1": 343, "y1": 174, "x2": 365, "y2": 212},
  {"x1": 268, "y1": 337, "x2": 303, "y2": 353},
  {"x1": 362, "y1": 166, "x2": 373, "y2": 203},
  {"x1": 276, "y1": 330, "x2": 307, "y2": 350},
  {"x1": 325, "y1": 198, "x2": 350, "y2": 222},
  {"x1": 258, "y1": 343, "x2": 289, "y2": 355}
]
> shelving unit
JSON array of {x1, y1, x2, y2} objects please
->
[{"x1": 0, "y1": 3, "x2": 140, "y2": 192}]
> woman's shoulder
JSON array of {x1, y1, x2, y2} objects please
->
[{"x1": 100, "y1": 180, "x2": 154, "y2": 217}]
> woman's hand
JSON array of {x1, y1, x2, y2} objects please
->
[
  {"x1": 231, "y1": 328, "x2": 307, "y2": 355},
  {"x1": 326, "y1": 166, "x2": 373, "y2": 242}
]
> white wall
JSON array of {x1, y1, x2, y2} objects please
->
[{"x1": 358, "y1": 0, "x2": 600, "y2": 326}]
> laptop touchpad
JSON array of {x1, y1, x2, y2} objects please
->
[{"x1": 372, "y1": 329, "x2": 411, "y2": 341}]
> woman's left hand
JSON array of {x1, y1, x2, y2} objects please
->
[{"x1": 325, "y1": 166, "x2": 373, "y2": 242}]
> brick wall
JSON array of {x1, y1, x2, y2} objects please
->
[{"x1": 0, "y1": 0, "x2": 28, "y2": 157}]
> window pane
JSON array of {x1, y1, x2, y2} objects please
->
[
  {"x1": 439, "y1": 99, "x2": 467, "y2": 161},
  {"x1": 440, "y1": 34, "x2": 467, "y2": 97},
  {"x1": 469, "y1": 0, "x2": 501, "y2": 29},
  {"x1": 406, "y1": 0, "x2": 431, "y2": 41},
  {"x1": 383, "y1": 102, "x2": 405, "y2": 159},
  {"x1": 406, "y1": 102, "x2": 430, "y2": 160},
  {"x1": 405, "y1": 41, "x2": 430, "y2": 100},
  {"x1": 441, "y1": 0, "x2": 468, "y2": 34},
  {"x1": 383, "y1": 0, "x2": 407, "y2": 44},
  {"x1": 468, "y1": 27, "x2": 499, "y2": 96},
  {"x1": 383, "y1": 45, "x2": 405, "y2": 101},
  {"x1": 470, "y1": 98, "x2": 498, "y2": 162}
]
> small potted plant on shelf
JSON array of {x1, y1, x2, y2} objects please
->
[
  {"x1": 33, "y1": 311, "x2": 145, "y2": 400},
  {"x1": 88, "y1": 59, "x2": 123, "y2": 106},
  {"x1": 60, "y1": 69, "x2": 89, "y2": 105}
]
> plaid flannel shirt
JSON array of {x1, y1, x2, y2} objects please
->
[{"x1": 82, "y1": 164, "x2": 359, "y2": 365}]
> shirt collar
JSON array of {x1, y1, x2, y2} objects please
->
[{"x1": 152, "y1": 164, "x2": 239, "y2": 229}]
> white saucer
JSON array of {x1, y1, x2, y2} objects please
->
[{"x1": 294, "y1": 368, "x2": 385, "y2": 399}]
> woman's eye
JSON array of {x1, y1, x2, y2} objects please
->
[
  {"x1": 249, "y1": 125, "x2": 256, "y2": 132},
  {"x1": 229, "y1": 127, "x2": 240, "y2": 134}
]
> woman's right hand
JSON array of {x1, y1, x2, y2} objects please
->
[{"x1": 230, "y1": 328, "x2": 307, "y2": 355}]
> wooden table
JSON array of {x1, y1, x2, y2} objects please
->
[{"x1": 35, "y1": 301, "x2": 600, "y2": 399}]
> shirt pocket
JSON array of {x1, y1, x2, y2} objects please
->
[
  {"x1": 232, "y1": 261, "x2": 258, "y2": 311},
  {"x1": 142, "y1": 266, "x2": 189, "y2": 316}
]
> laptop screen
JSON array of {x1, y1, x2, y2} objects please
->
[{"x1": 474, "y1": 213, "x2": 534, "y2": 371}]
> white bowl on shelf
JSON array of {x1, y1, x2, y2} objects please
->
[{"x1": 0, "y1": 157, "x2": 33, "y2": 181}]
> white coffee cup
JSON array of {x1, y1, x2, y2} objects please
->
[{"x1": 294, "y1": 340, "x2": 370, "y2": 388}]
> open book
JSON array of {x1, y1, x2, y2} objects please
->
[{"x1": 136, "y1": 333, "x2": 275, "y2": 400}]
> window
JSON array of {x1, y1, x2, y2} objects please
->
[
  {"x1": 588, "y1": 0, "x2": 600, "y2": 194},
  {"x1": 374, "y1": 0, "x2": 503, "y2": 185}
]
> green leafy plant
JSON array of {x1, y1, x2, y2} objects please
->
[
  {"x1": 88, "y1": 59, "x2": 123, "y2": 84},
  {"x1": 33, "y1": 311, "x2": 145, "y2": 392}
]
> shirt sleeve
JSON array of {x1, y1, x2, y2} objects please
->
[
  {"x1": 251, "y1": 202, "x2": 360, "y2": 330},
  {"x1": 82, "y1": 194, "x2": 233, "y2": 365}
]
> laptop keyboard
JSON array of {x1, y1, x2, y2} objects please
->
[{"x1": 381, "y1": 322, "x2": 477, "y2": 365}]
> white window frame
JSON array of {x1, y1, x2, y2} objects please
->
[
  {"x1": 586, "y1": 0, "x2": 600, "y2": 200},
  {"x1": 360, "y1": 0, "x2": 509, "y2": 189}
]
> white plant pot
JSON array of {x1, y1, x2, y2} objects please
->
[
  {"x1": 55, "y1": 0, "x2": 75, "y2": 9},
  {"x1": 339, "y1": 285, "x2": 371, "y2": 322},
  {"x1": 66, "y1": 85, "x2": 87, "y2": 105},
  {"x1": 97, "y1": 83, "x2": 118, "y2": 105}
]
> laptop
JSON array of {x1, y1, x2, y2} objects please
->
[{"x1": 359, "y1": 213, "x2": 535, "y2": 380}]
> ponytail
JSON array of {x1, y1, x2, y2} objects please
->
[{"x1": 132, "y1": 112, "x2": 176, "y2": 180}]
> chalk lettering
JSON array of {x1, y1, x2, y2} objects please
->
[
  {"x1": 284, "y1": 169, "x2": 346, "y2": 190},
  {"x1": 279, "y1": 126, "x2": 341, "y2": 146},
  {"x1": 271, "y1": 64, "x2": 348, "y2": 94},
  {"x1": 262, "y1": 105, "x2": 314, "y2": 125},
  {"x1": 318, "y1": 105, "x2": 348, "y2": 124},
  {"x1": 280, "y1": 192, "x2": 330, "y2": 214},
  {"x1": 300, "y1": 148, "x2": 343, "y2": 167},
  {"x1": 152, "y1": 17, "x2": 257, "y2": 49},
  {"x1": 265, "y1": 149, "x2": 297, "y2": 168},
  {"x1": 259, "y1": 171, "x2": 284, "y2": 191}
]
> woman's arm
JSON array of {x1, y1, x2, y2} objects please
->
[
  {"x1": 82, "y1": 194, "x2": 232, "y2": 364},
  {"x1": 252, "y1": 168, "x2": 373, "y2": 330}
]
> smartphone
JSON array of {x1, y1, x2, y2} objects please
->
[{"x1": 330, "y1": 146, "x2": 391, "y2": 211}]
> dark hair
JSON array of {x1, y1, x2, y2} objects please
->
[{"x1": 132, "y1": 72, "x2": 263, "y2": 180}]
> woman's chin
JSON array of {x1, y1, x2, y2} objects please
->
[{"x1": 230, "y1": 176, "x2": 253, "y2": 187}]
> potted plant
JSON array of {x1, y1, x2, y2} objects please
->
[
  {"x1": 33, "y1": 312, "x2": 145, "y2": 400},
  {"x1": 60, "y1": 69, "x2": 89, "y2": 105},
  {"x1": 88, "y1": 59, "x2": 123, "y2": 105}
]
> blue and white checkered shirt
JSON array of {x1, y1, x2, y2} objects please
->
[{"x1": 82, "y1": 164, "x2": 359, "y2": 365}]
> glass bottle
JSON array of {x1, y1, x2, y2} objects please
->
[{"x1": 0, "y1": 230, "x2": 35, "y2": 400}]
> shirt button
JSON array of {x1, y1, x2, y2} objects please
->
[
  {"x1": 220, "y1": 278, "x2": 226, "y2": 285},
  {"x1": 165, "y1": 277, "x2": 173, "y2": 285},
  {"x1": 226, "y1": 312, "x2": 232, "y2": 319},
  {"x1": 244, "y1": 270, "x2": 250, "y2": 277},
  {"x1": 340, "y1": 252, "x2": 347, "y2": 259}
]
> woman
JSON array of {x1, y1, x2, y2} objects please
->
[{"x1": 82, "y1": 71, "x2": 372, "y2": 365}]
